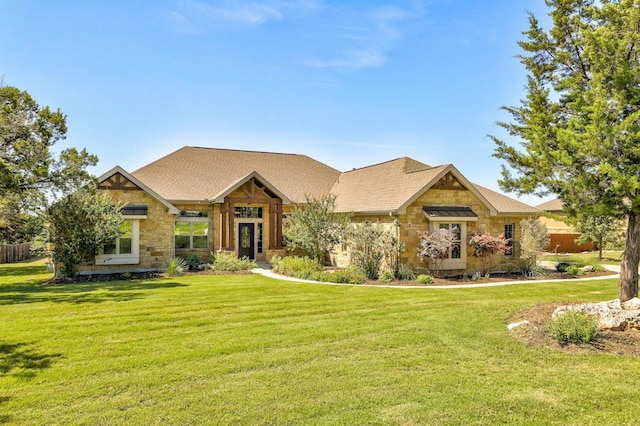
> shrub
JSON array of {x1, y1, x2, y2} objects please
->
[
  {"x1": 212, "y1": 253, "x2": 257, "y2": 271},
  {"x1": 416, "y1": 274, "x2": 434, "y2": 284},
  {"x1": 165, "y1": 257, "x2": 188, "y2": 276},
  {"x1": 312, "y1": 267, "x2": 366, "y2": 284},
  {"x1": 270, "y1": 255, "x2": 321, "y2": 279},
  {"x1": 513, "y1": 256, "x2": 546, "y2": 277},
  {"x1": 566, "y1": 265, "x2": 583, "y2": 275},
  {"x1": 468, "y1": 230, "x2": 508, "y2": 275},
  {"x1": 556, "y1": 262, "x2": 570, "y2": 273},
  {"x1": 395, "y1": 263, "x2": 416, "y2": 281},
  {"x1": 548, "y1": 310, "x2": 599, "y2": 344},
  {"x1": 379, "y1": 270, "x2": 395, "y2": 283},
  {"x1": 184, "y1": 253, "x2": 207, "y2": 271},
  {"x1": 418, "y1": 228, "x2": 458, "y2": 276},
  {"x1": 348, "y1": 221, "x2": 402, "y2": 280}
]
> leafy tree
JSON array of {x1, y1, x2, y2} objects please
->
[
  {"x1": 0, "y1": 84, "x2": 97, "y2": 243},
  {"x1": 348, "y1": 221, "x2": 402, "y2": 280},
  {"x1": 469, "y1": 230, "x2": 508, "y2": 275},
  {"x1": 418, "y1": 228, "x2": 458, "y2": 277},
  {"x1": 285, "y1": 194, "x2": 351, "y2": 264},
  {"x1": 518, "y1": 218, "x2": 550, "y2": 274},
  {"x1": 47, "y1": 189, "x2": 124, "y2": 278},
  {"x1": 574, "y1": 212, "x2": 626, "y2": 260},
  {"x1": 492, "y1": 0, "x2": 640, "y2": 301}
]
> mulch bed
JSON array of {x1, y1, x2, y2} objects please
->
[{"x1": 509, "y1": 302, "x2": 640, "y2": 356}]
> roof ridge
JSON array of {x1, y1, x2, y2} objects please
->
[
  {"x1": 182, "y1": 146, "x2": 303, "y2": 157},
  {"x1": 343, "y1": 156, "x2": 432, "y2": 174}
]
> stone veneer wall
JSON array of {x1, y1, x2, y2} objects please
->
[{"x1": 84, "y1": 189, "x2": 176, "y2": 273}]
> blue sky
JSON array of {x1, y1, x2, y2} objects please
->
[{"x1": 1, "y1": 0, "x2": 551, "y2": 206}]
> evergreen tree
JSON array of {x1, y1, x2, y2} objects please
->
[{"x1": 492, "y1": 0, "x2": 640, "y2": 301}]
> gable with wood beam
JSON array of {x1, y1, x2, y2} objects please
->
[{"x1": 211, "y1": 172, "x2": 290, "y2": 253}]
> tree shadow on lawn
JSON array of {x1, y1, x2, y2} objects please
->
[
  {"x1": 0, "y1": 341, "x2": 61, "y2": 424},
  {"x1": 0, "y1": 281, "x2": 188, "y2": 305}
]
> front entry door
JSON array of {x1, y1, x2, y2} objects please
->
[{"x1": 238, "y1": 223, "x2": 255, "y2": 260}]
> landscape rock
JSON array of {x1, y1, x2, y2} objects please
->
[
  {"x1": 507, "y1": 320, "x2": 529, "y2": 330},
  {"x1": 581, "y1": 265, "x2": 595, "y2": 273},
  {"x1": 553, "y1": 298, "x2": 640, "y2": 331}
]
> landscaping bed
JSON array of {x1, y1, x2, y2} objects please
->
[{"x1": 509, "y1": 302, "x2": 640, "y2": 356}]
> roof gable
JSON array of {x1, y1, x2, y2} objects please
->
[
  {"x1": 210, "y1": 171, "x2": 292, "y2": 204},
  {"x1": 98, "y1": 166, "x2": 179, "y2": 215}
]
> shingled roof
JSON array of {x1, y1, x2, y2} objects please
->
[
  {"x1": 132, "y1": 147, "x2": 341, "y2": 203},
  {"x1": 331, "y1": 158, "x2": 448, "y2": 213},
  {"x1": 536, "y1": 198, "x2": 563, "y2": 212},
  {"x1": 127, "y1": 146, "x2": 538, "y2": 215}
]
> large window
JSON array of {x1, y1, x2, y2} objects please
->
[
  {"x1": 96, "y1": 219, "x2": 140, "y2": 265},
  {"x1": 175, "y1": 219, "x2": 209, "y2": 249},
  {"x1": 429, "y1": 221, "x2": 468, "y2": 270},
  {"x1": 103, "y1": 221, "x2": 133, "y2": 255},
  {"x1": 438, "y1": 223, "x2": 462, "y2": 259}
]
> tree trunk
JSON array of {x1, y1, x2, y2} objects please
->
[{"x1": 619, "y1": 211, "x2": 640, "y2": 302}]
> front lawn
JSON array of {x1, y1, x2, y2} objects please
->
[{"x1": 1, "y1": 259, "x2": 637, "y2": 425}]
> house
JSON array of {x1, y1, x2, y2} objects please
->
[
  {"x1": 536, "y1": 199, "x2": 595, "y2": 253},
  {"x1": 90, "y1": 146, "x2": 539, "y2": 275}
]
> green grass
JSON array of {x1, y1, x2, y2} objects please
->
[
  {"x1": 540, "y1": 250, "x2": 623, "y2": 266},
  {"x1": 1, "y1": 259, "x2": 637, "y2": 425}
]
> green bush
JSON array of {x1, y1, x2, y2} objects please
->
[
  {"x1": 556, "y1": 262, "x2": 570, "y2": 273},
  {"x1": 184, "y1": 253, "x2": 206, "y2": 271},
  {"x1": 212, "y1": 253, "x2": 257, "y2": 271},
  {"x1": 566, "y1": 265, "x2": 583, "y2": 275},
  {"x1": 395, "y1": 263, "x2": 416, "y2": 281},
  {"x1": 164, "y1": 257, "x2": 188, "y2": 277},
  {"x1": 548, "y1": 310, "x2": 599, "y2": 344},
  {"x1": 416, "y1": 274, "x2": 434, "y2": 284},
  {"x1": 312, "y1": 267, "x2": 366, "y2": 284},
  {"x1": 270, "y1": 255, "x2": 321, "y2": 279},
  {"x1": 379, "y1": 271, "x2": 395, "y2": 283}
]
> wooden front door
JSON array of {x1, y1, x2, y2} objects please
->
[{"x1": 238, "y1": 223, "x2": 255, "y2": 260}]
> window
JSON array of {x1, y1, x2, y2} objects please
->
[
  {"x1": 438, "y1": 223, "x2": 462, "y2": 259},
  {"x1": 257, "y1": 223, "x2": 263, "y2": 254},
  {"x1": 428, "y1": 221, "x2": 467, "y2": 270},
  {"x1": 96, "y1": 219, "x2": 140, "y2": 265},
  {"x1": 103, "y1": 221, "x2": 133, "y2": 255},
  {"x1": 235, "y1": 206, "x2": 263, "y2": 218},
  {"x1": 504, "y1": 224, "x2": 515, "y2": 256},
  {"x1": 175, "y1": 219, "x2": 209, "y2": 249}
]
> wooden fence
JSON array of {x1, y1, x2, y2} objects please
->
[{"x1": 0, "y1": 244, "x2": 32, "y2": 264}]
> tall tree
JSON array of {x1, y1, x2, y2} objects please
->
[
  {"x1": 0, "y1": 84, "x2": 97, "y2": 242},
  {"x1": 285, "y1": 194, "x2": 351, "y2": 264},
  {"x1": 492, "y1": 0, "x2": 640, "y2": 301}
]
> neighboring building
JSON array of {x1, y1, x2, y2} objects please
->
[
  {"x1": 536, "y1": 199, "x2": 595, "y2": 253},
  {"x1": 90, "y1": 146, "x2": 539, "y2": 275}
]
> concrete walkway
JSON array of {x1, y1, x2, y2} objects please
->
[{"x1": 251, "y1": 261, "x2": 621, "y2": 289}]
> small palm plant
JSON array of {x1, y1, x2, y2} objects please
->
[{"x1": 164, "y1": 257, "x2": 188, "y2": 277}]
